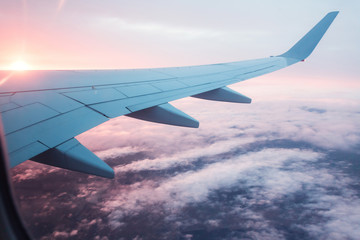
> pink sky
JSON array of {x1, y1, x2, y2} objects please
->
[
  {"x1": 0, "y1": 1, "x2": 358, "y2": 79},
  {"x1": 1, "y1": 1, "x2": 359, "y2": 145},
  {"x1": 0, "y1": 0, "x2": 359, "y2": 106}
]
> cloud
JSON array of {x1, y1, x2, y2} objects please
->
[
  {"x1": 303, "y1": 194, "x2": 360, "y2": 240},
  {"x1": 98, "y1": 17, "x2": 225, "y2": 40},
  {"x1": 52, "y1": 231, "x2": 69, "y2": 239},
  {"x1": 300, "y1": 106, "x2": 327, "y2": 114},
  {"x1": 94, "y1": 146, "x2": 141, "y2": 160},
  {"x1": 155, "y1": 148, "x2": 321, "y2": 207},
  {"x1": 78, "y1": 90, "x2": 360, "y2": 163},
  {"x1": 10, "y1": 76, "x2": 360, "y2": 239},
  {"x1": 102, "y1": 148, "x2": 322, "y2": 227},
  {"x1": 11, "y1": 161, "x2": 59, "y2": 182},
  {"x1": 114, "y1": 137, "x2": 262, "y2": 173},
  {"x1": 86, "y1": 139, "x2": 359, "y2": 239}
]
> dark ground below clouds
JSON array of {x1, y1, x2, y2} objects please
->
[{"x1": 10, "y1": 139, "x2": 360, "y2": 240}]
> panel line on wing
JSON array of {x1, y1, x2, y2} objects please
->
[
  {"x1": 8, "y1": 141, "x2": 50, "y2": 167},
  {"x1": 86, "y1": 62, "x2": 280, "y2": 115},
  {"x1": 84, "y1": 60, "x2": 284, "y2": 116},
  {"x1": 0, "y1": 76, "x2": 178, "y2": 95},
  {"x1": 4, "y1": 105, "x2": 104, "y2": 138},
  {"x1": 0, "y1": 102, "x2": 21, "y2": 113}
]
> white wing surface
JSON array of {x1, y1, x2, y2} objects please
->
[{"x1": 0, "y1": 12, "x2": 338, "y2": 178}]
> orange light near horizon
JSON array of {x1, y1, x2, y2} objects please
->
[{"x1": 10, "y1": 60, "x2": 31, "y2": 71}]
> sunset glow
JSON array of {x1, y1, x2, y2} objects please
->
[{"x1": 10, "y1": 60, "x2": 31, "y2": 71}]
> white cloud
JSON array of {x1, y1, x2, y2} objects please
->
[
  {"x1": 155, "y1": 148, "x2": 321, "y2": 207},
  {"x1": 94, "y1": 146, "x2": 140, "y2": 160},
  {"x1": 52, "y1": 231, "x2": 69, "y2": 239},
  {"x1": 115, "y1": 137, "x2": 261, "y2": 173},
  {"x1": 69, "y1": 230, "x2": 78, "y2": 237},
  {"x1": 101, "y1": 148, "x2": 322, "y2": 228},
  {"x1": 11, "y1": 162, "x2": 59, "y2": 182},
  {"x1": 304, "y1": 195, "x2": 360, "y2": 240},
  {"x1": 78, "y1": 94, "x2": 360, "y2": 163},
  {"x1": 90, "y1": 141, "x2": 360, "y2": 239}
]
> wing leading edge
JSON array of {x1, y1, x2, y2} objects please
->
[{"x1": 0, "y1": 12, "x2": 338, "y2": 178}]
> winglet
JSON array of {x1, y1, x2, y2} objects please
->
[{"x1": 279, "y1": 11, "x2": 339, "y2": 61}]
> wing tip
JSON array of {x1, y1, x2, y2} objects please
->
[
  {"x1": 328, "y1": 11, "x2": 339, "y2": 15},
  {"x1": 278, "y1": 11, "x2": 339, "y2": 61}
]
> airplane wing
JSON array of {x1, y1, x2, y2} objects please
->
[{"x1": 0, "y1": 12, "x2": 338, "y2": 178}]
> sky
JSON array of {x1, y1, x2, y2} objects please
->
[
  {"x1": 3, "y1": 0, "x2": 360, "y2": 239},
  {"x1": 0, "y1": 1, "x2": 359, "y2": 76}
]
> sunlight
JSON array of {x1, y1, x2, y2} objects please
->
[
  {"x1": 57, "y1": 0, "x2": 66, "y2": 11},
  {"x1": 10, "y1": 60, "x2": 31, "y2": 71}
]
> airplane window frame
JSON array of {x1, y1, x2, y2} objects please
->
[{"x1": 0, "y1": 120, "x2": 32, "y2": 240}]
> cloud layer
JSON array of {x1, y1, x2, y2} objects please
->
[{"x1": 10, "y1": 76, "x2": 360, "y2": 239}]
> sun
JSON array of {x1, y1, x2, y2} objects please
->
[{"x1": 10, "y1": 60, "x2": 31, "y2": 71}]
